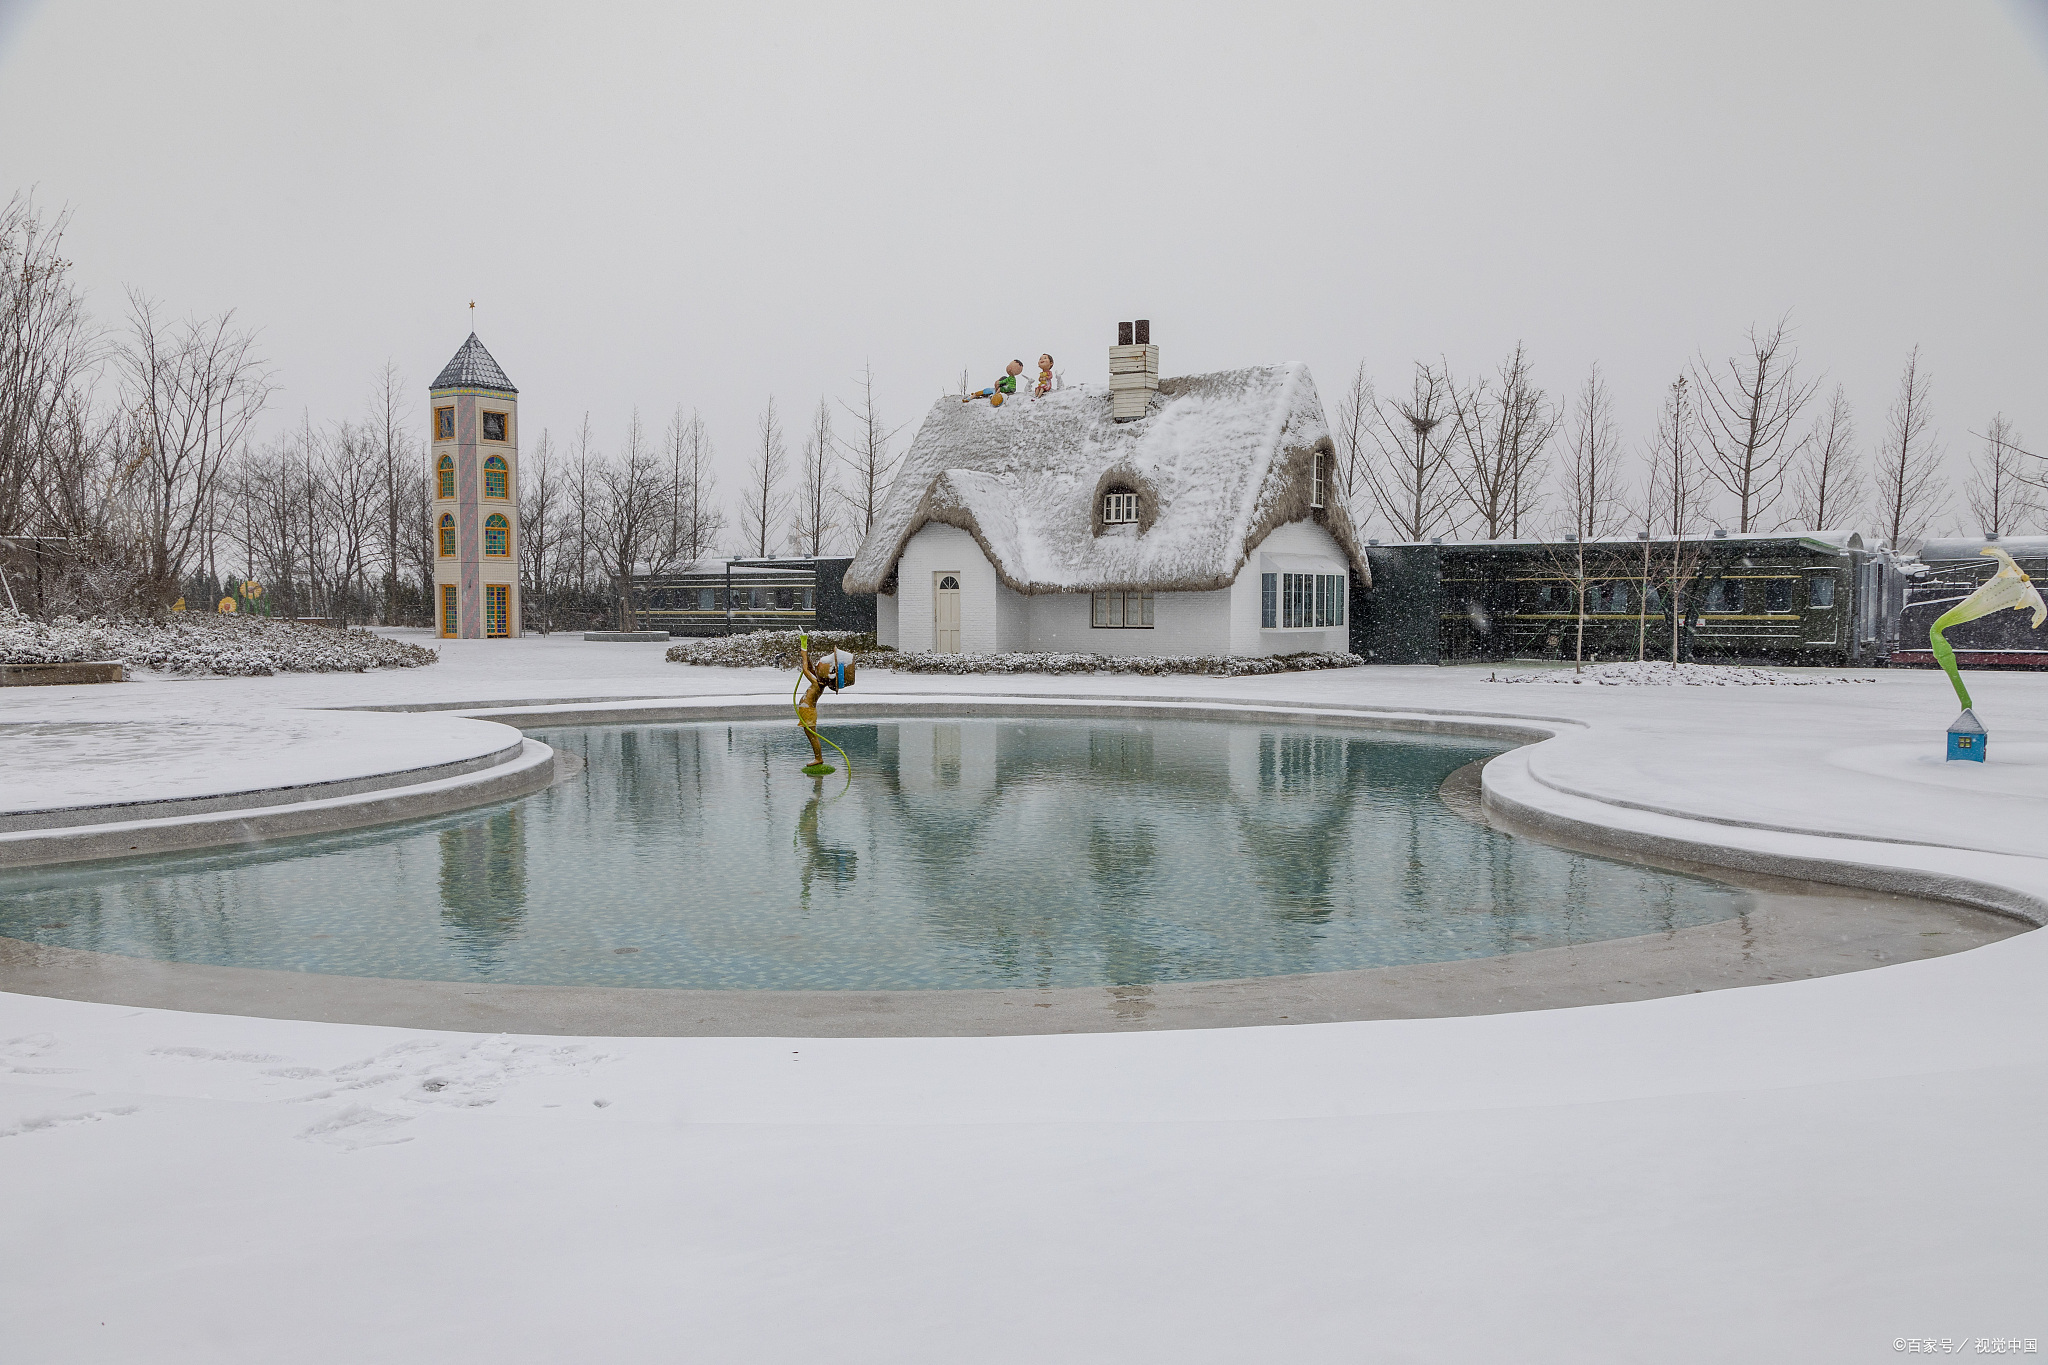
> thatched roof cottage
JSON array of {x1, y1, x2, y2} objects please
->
[{"x1": 844, "y1": 324, "x2": 1367, "y2": 657}]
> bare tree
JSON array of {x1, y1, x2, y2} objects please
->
[
  {"x1": 569, "y1": 413, "x2": 597, "y2": 594},
  {"x1": 0, "y1": 195, "x2": 102, "y2": 545},
  {"x1": 1870, "y1": 347, "x2": 1949, "y2": 550},
  {"x1": 1329, "y1": 361, "x2": 1374, "y2": 509},
  {"x1": 1556, "y1": 363, "x2": 1626, "y2": 540},
  {"x1": 1643, "y1": 375, "x2": 1710, "y2": 662},
  {"x1": 593, "y1": 410, "x2": 670, "y2": 630},
  {"x1": 671, "y1": 408, "x2": 723, "y2": 566},
  {"x1": 740, "y1": 396, "x2": 787, "y2": 558},
  {"x1": 1966, "y1": 414, "x2": 2035, "y2": 538},
  {"x1": 118, "y1": 292, "x2": 273, "y2": 609},
  {"x1": 1361, "y1": 362, "x2": 1460, "y2": 541},
  {"x1": 365, "y1": 361, "x2": 409, "y2": 623},
  {"x1": 1447, "y1": 343, "x2": 1557, "y2": 538},
  {"x1": 519, "y1": 428, "x2": 560, "y2": 630},
  {"x1": 837, "y1": 364, "x2": 904, "y2": 539},
  {"x1": 1693, "y1": 317, "x2": 1818, "y2": 532},
  {"x1": 1789, "y1": 384, "x2": 1863, "y2": 532},
  {"x1": 789, "y1": 396, "x2": 836, "y2": 556}
]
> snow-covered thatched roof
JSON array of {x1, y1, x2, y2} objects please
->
[{"x1": 843, "y1": 364, "x2": 1364, "y2": 595}]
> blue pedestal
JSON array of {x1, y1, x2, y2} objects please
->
[{"x1": 1947, "y1": 709, "x2": 1986, "y2": 762}]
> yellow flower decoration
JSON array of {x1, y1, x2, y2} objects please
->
[
  {"x1": 1930, "y1": 546, "x2": 2047, "y2": 710},
  {"x1": 171, "y1": 597, "x2": 185, "y2": 612},
  {"x1": 242, "y1": 580, "x2": 264, "y2": 599},
  {"x1": 218, "y1": 596, "x2": 238, "y2": 613}
]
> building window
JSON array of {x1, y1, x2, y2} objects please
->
[
  {"x1": 1267, "y1": 572, "x2": 1345, "y2": 628},
  {"x1": 434, "y1": 406, "x2": 454, "y2": 442},
  {"x1": 438, "y1": 513, "x2": 456, "y2": 558},
  {"x1": 485, "y1": 583, "x2": 509, "y2": 637},
  {"x1": 1808, "y1": 575, "x2": 1836, "y2": 609},
  {"x1": 440, "y1": 583, "x2": 458, "y2": 637},
  {"x1": 1310, "y1": 452, "x2": 1325, "y2": 509},
  {"x1": 483, "y1": 454, "x2": 509, "y2": 499},
  {"x1": 1092, "y1": 590, "x2": 1154, "y2": 627},
  {"x1": 481, "y1": 410, "x2": 508, "y2": 443},
  {"x1": 699, "y1": 588, "x2": 716, "y2": 611},
  {"x1": 484, "y1": 513, "x2": 510, "y2": 558},
  {"x1": 1764, "y1": 579, "x2": 1793, "y2": 613},
  {"x1": 1704, "y1": 579, "x2": 1743, "y2": 614},
  {"x1": 1102, "y1": 488, "x2": 1139, "y2": 525},
  {"x1": 436, "y1": 453, "x2": 455, "y2": 499}
]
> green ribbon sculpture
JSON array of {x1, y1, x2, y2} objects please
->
[{"x1": 1928, "y1": 546, "x2": 2045, "y2": 711}]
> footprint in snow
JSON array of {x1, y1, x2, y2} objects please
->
[
  {"x1": 1, "y1": 1033, "x2": 80, "y2": 1075},
  {"x1": 0, "y1": 1105, "x2": 141, "y2": 1140}
]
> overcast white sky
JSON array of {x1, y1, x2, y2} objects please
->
[{"x1": 3, "y1": 0, "x2": 2044, "y2": 544}]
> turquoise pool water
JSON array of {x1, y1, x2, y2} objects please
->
[{"x1": 0, "y1": 718, "x2": 1751, "y2": 990}]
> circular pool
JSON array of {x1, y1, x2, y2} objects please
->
[{"x1": 0, "y1": 716, "x2": 1757, "y2": 991}]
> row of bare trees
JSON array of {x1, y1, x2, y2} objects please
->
[
  {"x1": 1, "y1": 193, "x2": 910, "y2": 628},
  {"x1": 1333, "y1": 320, "x2": 2039, "y2": 551}
]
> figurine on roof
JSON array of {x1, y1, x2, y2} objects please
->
[
  {"x1": 964, "y1": 359, "x2": 1025, "y2": 407},
  {"x1": 1034, "y1": 353, "x2": 1054, "y2": 398}
]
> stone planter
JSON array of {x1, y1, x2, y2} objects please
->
[{"x1": 0, "y1": 661, "x2": 126, "y2": 686}]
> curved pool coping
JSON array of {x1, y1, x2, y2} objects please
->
[
  {"x1": 0, "y1": 690, "x2": 2036, "y2": 1035},
  {"x1": 0, "y1": 737, "x2": 561, "y2": 869}
]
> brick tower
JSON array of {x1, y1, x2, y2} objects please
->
[{"x1": 428, "y1": 334, "x2": 520, "y2": 639}]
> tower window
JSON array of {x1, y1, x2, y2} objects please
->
[
  {"x1": 434, "y1": 406, "x2": 454, "y2": 442},
  {"x1": 436, "y1": 454, "x2": 455, "y2": 499},
  {"x1": 483, "y1": 455, "x2": 509, "y2": 499},
  {"x1": 438, "y1": 513, "x2": 456, "y2": 558},
  {"x1": 481, "y1": 411, "x2": 508, "y2": 443},
  {"x1": 1102, "y1": 488, "x2": 1139, "y2": 525},
  {"x1": 484, "y1": 513, "x2": 511, "y2": 558}
]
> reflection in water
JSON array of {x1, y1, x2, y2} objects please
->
[
  {"x1": 438, "y1": 808, "x2": 527, "y2": 966},
  {"x1": 795, "y1": 788, "x2": 858, "y2": 908},
  {"x1": 0, "y1": 718, "x2": 1753, "y2": 991}
]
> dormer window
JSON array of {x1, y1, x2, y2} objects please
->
[
  {"x1": 1103, "y1": 488, "x2": 1139, "y2": 525},
  {"x1": 1311, "y1": 451, "x2": 1326, "y2": 509}
]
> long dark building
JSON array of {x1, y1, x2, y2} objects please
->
[
  {"x1": 1352, "y1": 531, "x2": 1904, "y2": 666},
  {"x1": 630, "y1": 556, "x2": 877, "y2": 637},
  {"x1": 1893, "y1": 536, "x2": 2048, "y2": 670}
]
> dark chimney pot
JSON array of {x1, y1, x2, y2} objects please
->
[
  {"x1": 1117, "y1": 321, "x2": 1133, "y2": 346},
  {"x1": 1133, "y1": 319, "x2": 1150, "y2": 345}
]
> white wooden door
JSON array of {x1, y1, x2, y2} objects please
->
[{"x1": 933, "y1": 573, "x2": 962, "y2": 652}]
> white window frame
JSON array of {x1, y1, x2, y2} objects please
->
[
  {"x1": 1262, "y1": 571, "x2": 1345, "y2": 629},
  {"x1": 1310, "y1": 452, "x2": 1325, "y2": 509},
  {"x1": 1102, "y1": 490, "x2": 1140, "y2": 525}
]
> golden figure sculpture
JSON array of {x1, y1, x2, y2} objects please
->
[{"x1": 794, "y1": 635, "x2": 857, "y2": 776}]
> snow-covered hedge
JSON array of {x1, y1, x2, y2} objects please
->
[
  {"x1": 873, "y1": 650, "x2": 1363, "y2": 677},
  {"x1": 1490, "y1": 661, "x2": 1873, "y2": 687},
  {"x1": 666, "y1": 630, "x2": 1361, "y2": 677},
  {"x1": 0, "y1": 610, "x2": 438, "y2": 676},
  {"x1": 665, "y1": 631, "x2": 881, "y2": 670}
]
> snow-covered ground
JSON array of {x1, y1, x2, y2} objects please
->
[{"x1": 3, "y1": 632, "x2": 2044, "y2": 1362}]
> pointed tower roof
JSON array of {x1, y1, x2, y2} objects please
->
[{"x1": 431, "y1": 333, "x2": 517, "y2": 393}]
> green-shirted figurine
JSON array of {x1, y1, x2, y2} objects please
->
[{"x1": 964, "y1": 359, "x2": 1025, "y2": 407}]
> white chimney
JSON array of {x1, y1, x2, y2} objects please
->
[{"x1": 1108, "y1": 319, "x2": 1158, "y2": 422}]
